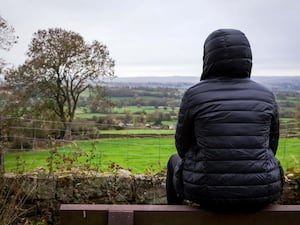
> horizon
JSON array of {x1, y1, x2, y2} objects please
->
[{"x1": 112, "y1": 74, "x2": 300, "y2": 79}]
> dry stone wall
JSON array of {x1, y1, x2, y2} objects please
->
[{"x1": 2, "y1": 170, "x2": 300, "y2": 224}]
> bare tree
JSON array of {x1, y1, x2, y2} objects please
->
[
  {"x1": 0, "y1": 15, "x2": 18, "y2": 51},
  {"x1": 5, "y1": 28, "x2": 115, "y2": 139}
]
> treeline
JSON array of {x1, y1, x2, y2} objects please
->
[{"x1": 107, "y1": 86, "x2": 181, "y2": 98}]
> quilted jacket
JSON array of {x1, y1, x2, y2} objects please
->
[{"x1": 175, "y1": 29, "x2": 284, "y2": 207}]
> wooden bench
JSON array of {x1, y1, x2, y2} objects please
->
[{"x1": 60, "y1": 204, "x2": 300, "y2": 225}]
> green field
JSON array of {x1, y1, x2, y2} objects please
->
[
  {"x1": 100, "y1": 129, "x2": 175, "y2": 135},
  {"x1": 112, "y1": 106, "x2": 177, "y2": 114},
  {"x1": 75, "y1": 105, "x2": 179, "y2": 119},
  {"x1": 4, "y1": 136, "x2": 300, "y2": 175},
  {"x1": 4, "y1": 137, "x2": 176, "y2": 174}
]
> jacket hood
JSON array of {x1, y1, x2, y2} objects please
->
[{"x1": 201, "y1": 29, "x2": 252, "y2": 80}]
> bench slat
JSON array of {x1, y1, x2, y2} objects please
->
[{"x1": 60, "y1": 204, "x2": 300, "y2": 225}]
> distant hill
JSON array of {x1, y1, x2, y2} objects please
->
[
  {"x1": 252, "y1": 76, "x2": 300, "y2": 92},
  {"x1": 109, "y1": 76, "x2": 300, "y2": 92}
]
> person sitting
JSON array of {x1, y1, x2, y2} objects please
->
[{"x1": 166, "y1": 29, "x2": 284, "y2": 209}]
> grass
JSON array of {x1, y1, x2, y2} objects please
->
[
  {"x1": 4, "y1": 137, "x2": 300, "y2": 175},
  {"x1": 277, "y1": 137, "x2": 300, "y2": 172},
  {"x1": 111, "y1": 106, "x2": 178, "y2": 114},
  {"x1": 75, "y1": 113, "x2": 108, "y2": 119},
  {"x1": 5, "y1": 137, "x2": 176, "y2": 174},
  {"x1": 100, "y1": 129, "x2": 175, "y2": 135}
]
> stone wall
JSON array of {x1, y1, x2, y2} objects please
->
[{"x1": 2, "y1": 170, "x2": 300, "y2": 224}]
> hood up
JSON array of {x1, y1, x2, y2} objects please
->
[{"x1": 201, "y1": 29, "x2": 252, "y2": 80}]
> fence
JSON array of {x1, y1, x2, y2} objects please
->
[
  {"x1": 1, "y1": 117, "x2": 300, "y2": 174},
  {"x1": 0, "y1": 117, "x2": 176, "y2": 174}
]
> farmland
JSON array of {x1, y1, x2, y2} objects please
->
[
  {"x1": 75, "y1": 76, "x2": 300, "y2": 125},
  {"x1": 3, "y1": 76, "x2": 300, "y2": 174},
  {"x1": 4, "y1": 136, "x2": 300, "y2": 174}
]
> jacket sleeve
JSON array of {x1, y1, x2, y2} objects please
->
[
  {"x1": 270, "y1": 100, "x2": 280, "y2": 155},
  {"x1": 175, "y1": 91, "x2": 195, "y2": 158}
]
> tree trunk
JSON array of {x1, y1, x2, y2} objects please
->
[{"x1": 63, "y1": 122, "x2": 72, "y2": 140}]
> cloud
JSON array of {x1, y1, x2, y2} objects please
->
[{"x1": 1, "y1": 0, "x2": 300, "y2": 76}]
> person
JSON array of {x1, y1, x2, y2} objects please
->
[{"x1": 166, "y1": 28, "x2": 284, "y2": 208}]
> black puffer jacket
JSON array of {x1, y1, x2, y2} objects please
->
[{"x1": 175, "y1": 29, "x2": 284, "y2": 207}]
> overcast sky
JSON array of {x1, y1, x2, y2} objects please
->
[{"x1": 1, "y1": 0, "x2": 300, "y2": 77}]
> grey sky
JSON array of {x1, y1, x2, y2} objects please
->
[{"x1": 1, "y1": 0, "x2": 300, "y2": 77}]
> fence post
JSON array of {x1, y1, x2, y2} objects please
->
[{"x1": 0, "y1": 116, "x2": 4, "y2": 175}]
